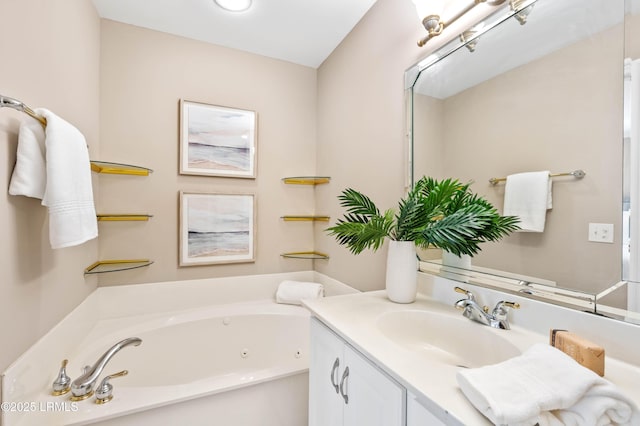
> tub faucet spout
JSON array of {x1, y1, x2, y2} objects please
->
[{"x1": 70, "y1": 337, "x2": 142, "y2": 401}]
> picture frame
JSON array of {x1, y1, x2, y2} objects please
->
[
  {"x1": 179, "y1": 99, "x2": 257, "y2": 178},
  {"x1": 179, "y1": 191, "x2": 256, "y2": 266}
]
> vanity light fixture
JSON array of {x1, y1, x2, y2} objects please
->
[
  {"x1": 214, "y1": 0, "x2": 252, "y2": 12},
  {"x1": 509, "y1": 0, "x2": 534, "y2": 25},
  {"x1": 413, "y1": 0, "x2": 507, "y2": 47},
  {"x1": 459, "y1": 22, "x2": 485, "y2": 52}
]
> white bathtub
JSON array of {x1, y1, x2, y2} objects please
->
[{"x1": 2, "y1": 272, "x2": 355, "y2": 426}]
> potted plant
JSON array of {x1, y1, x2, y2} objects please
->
[{"x1": 327, "y1": 176, "x2": 520, "y2": 303}]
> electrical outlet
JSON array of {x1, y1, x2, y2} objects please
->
[{"x1": 588, "y1": 223, "x2": 614, "y2": 243}]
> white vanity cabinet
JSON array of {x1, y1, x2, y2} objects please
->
[
  {"x1": 407, "y1": 392, "x2": 447, "y2": 426},
  {"x1": 309, "y1": 318, "x2": 405, "y2": 426}
]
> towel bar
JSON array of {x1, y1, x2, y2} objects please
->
[
  {"x1": 489, "y1": 169, "x2": 585, "y2": 185},
  {"x1": 0, "y1": 94, "x2": 47, "y2": 126}
]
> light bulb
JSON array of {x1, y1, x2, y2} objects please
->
[{"x1": 214, "y1": 0, "x2": 252, "y2": 12}]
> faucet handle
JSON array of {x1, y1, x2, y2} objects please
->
[
  {"x1": 492, "y1": 301, "x2": 520, "y2": 318},
  {"x1": 454, "y1": 286, "x2": 475, "y2": 301},
  {"x1": 95, "y1": 370, "x2": 128, "y2": 405},
  {"x1": 52, "y1": 359, "x2": 71, "y2": 396}
]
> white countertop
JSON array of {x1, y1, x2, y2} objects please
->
[{"x1": 304, "y1": 289, "x2": 640, "y2": 425}]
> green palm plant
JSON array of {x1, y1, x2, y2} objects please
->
[{"x1": 327, "y1": 176, "x2": 520, "y2": 257}]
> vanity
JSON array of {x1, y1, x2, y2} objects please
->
[{"x1": 304, "y1": 272, "x2": 640, "y2": 425}]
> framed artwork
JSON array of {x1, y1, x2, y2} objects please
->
[
  {"x1": 179, "y1": 100, "x2": 257, "y2": 178},
  {"x1": 179, "y1": 192, "x2": 256, "y2": 266}
]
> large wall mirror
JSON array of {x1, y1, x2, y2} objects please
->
[{"x1": 406, "y1": 0, "x2": 640, "y2": 324}]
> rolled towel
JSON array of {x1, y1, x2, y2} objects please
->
[
  {"x1": 275, "y1": 280, "x2": 324, "y2": 305},
  {"x1": 456, "y1": 343, "x2": 640, "y2": 426}
]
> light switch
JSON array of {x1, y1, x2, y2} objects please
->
[{"x1": 588, "y1": 223, "x2": 614, "y2": 243}]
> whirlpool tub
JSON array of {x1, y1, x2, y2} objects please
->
[{"x1": 2, "y1": 273, "x2": 353, "y2": 426}]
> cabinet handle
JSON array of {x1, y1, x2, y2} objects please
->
[
  {"x1": 339, "y1": 366, "x2": 349, "y2": 404},
  {"x1": 330, "y1": 357, "x2": 340, "y2": 393}
]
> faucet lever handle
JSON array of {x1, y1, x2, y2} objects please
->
[
  {"x1": 95, "y1": 370, "x2": 128, "y2": 405},
  {"x1": 492, "y1": 301, "x2": 521, "y2": 318},
  {"x1": 52, "y1": 359, "x2": 71, "y2": 396},
  {"x1": 454, "y1": 286, "x2": 475, "y2": 301}
]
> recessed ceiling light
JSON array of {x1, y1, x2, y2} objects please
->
[{"x1": 214, "y1": 0, "x2": 252, "y2": 12}]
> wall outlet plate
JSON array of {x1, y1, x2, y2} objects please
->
[{"x1": 588, "y1": 223, "x2": 614, "y2": 243}]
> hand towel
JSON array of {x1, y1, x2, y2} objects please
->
[
  {"x1": 38, "y1": 109, "x2": 98, "y2": 249},
  {"x1": 9, "y1": 120, "x2": 46, "y2": 199},
  {"x1": 456, "y1": 343, "x2": 640, "y2": 426},
  {"x1": 275, "y1": 280, "x2": 324, "y2": 305},
  {"x1": 503, "y1": 171, "x2": 552, "y2": 232}
]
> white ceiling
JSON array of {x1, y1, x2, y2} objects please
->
[{"x1": 90, "y1": 0, "x2": 378, "y2": 68}]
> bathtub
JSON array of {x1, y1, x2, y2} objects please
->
[{"x1": 2, "y1": 272, "x2": 355, "y2": 426}]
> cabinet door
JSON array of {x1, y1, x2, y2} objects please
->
[
  {"x1": 309, "y1": 318, "x2": 345, "y2": 426},
  {"x1": 342, "y1": 345, "x2": 405, "y2": 426},
  {"x1": 407, "y1": 392, "x2": 446, "y2": 426}
]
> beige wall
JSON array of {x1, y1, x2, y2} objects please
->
[
  {"x1": 313, "y1": 0, "x2": 497, "y2": 291},
  {"x1": 0, "y1": 0, "x2": 101, "y2": 372},
  {"x1": 97, "y1": 20, "x2": 318, "y2": 285},
  {"x1": 0, "y1": 0, "x2": 531, "y2": 372},
  {"x1": 314, "y1": 0, "x2": 430, "y2": 291},
  {"x1": 414, "y1": 24, "x2": 623, "y2": 295}
]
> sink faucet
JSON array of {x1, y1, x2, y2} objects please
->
[
  {"x1": 70, "y1": 337, "x2": 142, "y2": 401},
  {"x1": 454, "y1": 287, "x2": 520, "y2": 330}
]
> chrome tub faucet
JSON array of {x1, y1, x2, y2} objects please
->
[
  {"x1": 454, "y1": 287, "x2": 520, "y2": 330},
  {"x1": 70, "y1": 337, "x2": 142, "y2": 401}
]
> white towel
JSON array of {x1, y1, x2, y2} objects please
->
[
  {"x1": 9, "y1": 109, "x2": 98, "y2": 249},
  {"x1": 9, "y1": 120, "x2": 46, "y2": 199},
  {"x1": 275, "y1": 280, "x2": 324, "y2": 305},
  {"x1": 456, "y1": 343, "x2": 640, "y2": 426},
  {"x1": 503, "y1": 171, "x2": 552, "y2": 232}
]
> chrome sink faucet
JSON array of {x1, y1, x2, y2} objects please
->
[
  {"x1": 454, "y1": 287, "x2": 520, "y2": 330},
  {"x1": 70, "y1": 337, "x2": 142, "y2": 401}
]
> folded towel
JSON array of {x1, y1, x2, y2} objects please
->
[
  {"x1": 275, "y1": 280, "x2": 324, "y2": 305},
  {"x1": 456, "y1": 343, "x2": 640, "y2": 426},
  {"x1": 9, "y1": 120, "x2": 47, "y2": 199},
  {"x1": 8, "y1": 109, "x2": 98, "y2": 249},
  {"x1": 503, "y1": 171, "x2": 552, "y2": 232}
]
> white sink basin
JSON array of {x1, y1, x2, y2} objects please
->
[{"x1": 376, "y1": 310, "x2": 521, "y2": 368}]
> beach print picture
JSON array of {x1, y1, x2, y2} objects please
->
[
  {"x1": 180, "y1": 100, "x2": 257, "y2": 178},
  {"x1": 179, "y1": 192, "x2": 256, "y2": 266}
]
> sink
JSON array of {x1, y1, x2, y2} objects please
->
[{"x1": 376, "y1": 310, "x2": 521, "y2": 368}]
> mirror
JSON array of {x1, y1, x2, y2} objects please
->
[{"x1": 407, "y1": 0, "x2": 640, "y2": 324}]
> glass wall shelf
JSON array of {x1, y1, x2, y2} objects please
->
[
  {"x1": 84, "y1": 259, "x2": 153, "y2": 274},
  {"x1": 91, "y1": 161, "x2": 153, "y2": 176},
  {"x1": 280, "y1": 251, "x2": 329, "y2": 260},
  {"x1": 282, "y1": 176, "x2": 330, "y2": 185},
  {"x1": 281, "y1": 215, "x2": 330, "y2": 222},
  {"x1": 97, "y1": 214, "x2": 153, "y2": 222}
]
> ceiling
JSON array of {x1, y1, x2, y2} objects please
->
[{"x1": 91, "y1": 0, "x2": 378, "y2": 69}]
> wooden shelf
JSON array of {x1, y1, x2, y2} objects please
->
[
  {"x1": 282, "y1": 176, "x2": 330, "y2": 185},
  {"x1": 97, "y1": 214, "x2": 153, "y2": 222},
  {"x1": 281, "y1": 251, "x2": 329, "y2": 260},
  {"x1": 91, "y1": 161, "x2": 153, "y2": 176},
  {"x1": 281, "y1": 215, "x2": 330, "y2": 222},
  {"x1": 84, "y1": 259, "x2": 153, "y2": 274}
]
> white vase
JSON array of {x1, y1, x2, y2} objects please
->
[
  {"x1": 441, "y1": 251, "x2": 472, "y2": 269},
  {"x1": 440, "y1": 251, "x2": 472, "y2": 283},
  {"x1": 385, "y1": 240, "x2": 418, "y2": 303}
]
